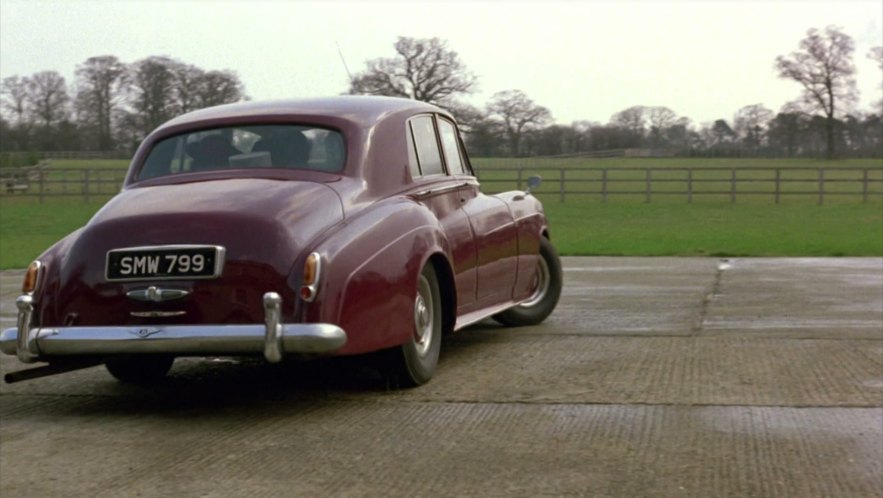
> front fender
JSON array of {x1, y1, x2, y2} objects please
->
[{"x1": 301, "y1": 198, "x2": 453, "y2": 355}]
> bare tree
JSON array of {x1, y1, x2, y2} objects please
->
[
  {"x1": 349, "y1": 37, "x2": 477, "y2": 105},
  {"x1": 1, "y1": 76, "x2": 31, "y2": 125},
  {"x1": 170, "y1": 62, "x2": 204, "y2": 114},
  {"x1": 869, "y1": 46, "x2": 883, "y2": 112},
  {"x1": 1, "y1": 76, "x2": 33, "y2": 149},
  {"x1": 775, "y1": 26, "x2": 858, "y2": 158},
  {"x1": 486, "y1": 90, "x2": 552, "y2": 156},
  {"x1": 710, "y1": 119, "x2": 736, "y2": 146},
  {"x1": 610, "y1": 105, "x2": 647, "y2": 140},
  {"x1": 440, "y1": 100, "x2": 484, "y2": 134},
  {"x1": 195, "y1": 70, "x2": 246, "y2": 108},
  {"x1": 734, "y1": 104, "x2": 774, "y2": 151},
  {"x1": 129, "y1": 56, "x2": 178, "y2": 134},
  {"x1": 647, "y1": 106, "x2": 677, "y2": 147},
  {"x1": 75, "y1": 55, "x2": 127, "y2": 149},
  {"x1": 27, "y1": 71, "x2": 69, "y2": 129}
]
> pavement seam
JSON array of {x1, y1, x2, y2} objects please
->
[
  {"x1": 370, "y1": 399, "x2": 883, "y2": 409},
  {"x1": 3, "y1": 391, "x2": 881, "y2": 409},
  {"x1": 691, "y1": 258, "x2": 727, "y2": 336}
]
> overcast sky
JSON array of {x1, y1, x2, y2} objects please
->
[{"x1": 1, "y1": 0, "x2": 881, "y2": 127}]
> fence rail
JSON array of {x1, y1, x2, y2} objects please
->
[
  {"x1": 1, "y1": 166, "x2": 881, "y2": 204},
  {"x1": 476, "y1": 167, "x2": 882, "y2": 204},
  {"x1": 1, "y1": 168, "x2": 128, "y2": 202}
]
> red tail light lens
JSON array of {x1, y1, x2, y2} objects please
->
[{"x1": 22, "y1": 261, "x2": 42, "y2": 293}]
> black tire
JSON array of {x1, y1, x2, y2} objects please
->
[
  {"x1": 386, "y1": 263, "x2": 443, "y2": 387},
  {"x1": 105, "y1": 355, "x2": 174, "y2": 385},
  {"x1": 493, "y1": 237, "x2": 562, "y2": 326}
]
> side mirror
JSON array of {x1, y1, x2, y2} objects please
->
[{"x1": 525, "y1": 175, "x2": 542, "y2": 195}]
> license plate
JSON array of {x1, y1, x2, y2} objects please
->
[{"x1": 106, "y1": 245, "x2": 225, "y2": 281}]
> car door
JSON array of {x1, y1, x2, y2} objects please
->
[
  {"x1": 436, "y1": 117, "x2": 519, "y2": 306},
  {"x1": 407, "y1": 115, "x2": 478, "y2": 310}
]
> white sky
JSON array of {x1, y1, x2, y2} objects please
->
[{"x1": 1, "y1": 0, "x2": 881, "y2": 127}]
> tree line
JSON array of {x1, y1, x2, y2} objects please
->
[
  {"x1": 2, "y1": 27, "x2": 880, "y2": 160},
  {"x1": 349, "y1": 30, "x2": 882, "y2": 159},
  {"x1": 0, "y1": 55, "x2": 246, "y2": 154}
]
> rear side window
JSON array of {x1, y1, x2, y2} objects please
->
[
  {"x1": 138, "y1": 124, "x2": 345, "y2": 180},
  {"x1": 438, "y1": 119, "x2": 465, "y2": 175},
  {"x1": 409, "y1": 116, "x2": 444, "y2": 176}
]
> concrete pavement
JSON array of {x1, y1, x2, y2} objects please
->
[{"x1": 1, "y1": 258, "x2": 881, "y2": 497}]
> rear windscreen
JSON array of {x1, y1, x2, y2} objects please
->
[{"x1": 138, "y1": 125, "x2": 345, "y2": 180}]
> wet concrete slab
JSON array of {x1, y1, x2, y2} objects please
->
[
  {"x1": 1, "y1": 397, "x2": 880, "y2": 498},
  {"x1": 703, "y1": 258, "x2": 883, "y2": 339},
  {"x1": 547, "y1": 257, "x2": 719, "y2": 336},
  {"x1": 1, "y1": 258, "x2": 881, "y2": 497}
]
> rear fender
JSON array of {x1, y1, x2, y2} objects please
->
[
  {"x1": 25, "y1": 228, "x2": 84, "y2": 328},
  {"x1": 300, "y1": 199, "x2": 453, "y2": 355}
]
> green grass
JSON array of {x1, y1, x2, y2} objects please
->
[
  {"x1": 1, "y1": 199, "x2": 880, "y2": 269},
  {"x1": 545, "y1": 203, "x2": 883, "y2": 257},
  {"x1": 0, "y1": 157, "x2": 880, "y2": 268},
  {"x1": 44, "y1": 159, "x2": 131, "y2": 169},
  {"x1": 0, "y1": 200, "x2": 107, "y2": 268}
]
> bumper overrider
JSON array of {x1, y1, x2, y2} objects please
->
[{"x1": 0, "y1": 292, "x2": 347, "y2": 364}]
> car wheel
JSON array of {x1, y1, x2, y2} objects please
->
[
  {"x1": 493, "y1": 237, "x2": 562, "y2": 326},
  {"x1": 105, "y1": 355, "x2": 174, "y2": 385},
  {"x1": 387, "y1": 263, "x2": 443, "y2": 387}
]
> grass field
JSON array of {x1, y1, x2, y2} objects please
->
[
  {"x1": 0, "y1": 157, "x2": 881, "y2": 268},
  {"x1": 1, "y1": 199, "x2": 880, "y2": 269},
  {"x1": 545, "y1": 203, "x2": 882, "y2": 257}
]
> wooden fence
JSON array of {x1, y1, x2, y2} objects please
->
[
  {"x1": 1, "y1": 166, "x2": 881, "y2": 204},
  {"x1": 477, "y1": 167, "x2": 882, "y2": 204},
  {"x1": 1, "y1": 168, "x2": 128, "y2": 202}
]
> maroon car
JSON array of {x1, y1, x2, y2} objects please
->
[{"x1": 2, "y1": 96, "x2": 562, "y2": 386}]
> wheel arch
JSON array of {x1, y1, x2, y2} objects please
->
[{"x1": 426, "y1": 252, "x2": 456, "y2": 336}]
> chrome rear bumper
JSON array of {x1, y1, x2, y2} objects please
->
[{"x1": 0, "y1": 292, "x2": 346, "y2": 363}]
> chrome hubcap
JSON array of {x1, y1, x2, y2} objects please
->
[
  {"x1": 520, "y1": 256, "x2": 550, "y2": 308},
  {"x1": 413, "y1": 275, "x2": 434, "y2": 357}
]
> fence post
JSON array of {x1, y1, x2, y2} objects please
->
[
  {"x1": 645, "y1": 169, "x2": 651, "y2": 203},
  {"x1": 38, "y1": 170, "x2": 45, "y2": 204},
  {"x1": 687, "y1": 168, "x2": 693, "y2": 204},
  {"x1": 775, "y1": 168, "x2": 780, "y2": 204},
  {"x1": 516, "y1": 168, "x2": 523, "y2": 191},
  {"x1": 730, "y1": 168, "x2": 736, "y2": 204},
  {"x1": 84, "y1": 169, "x2": 90, "y2": 203},
  {"x1": 818, "y1": 168, "x2": 824, "y2": 206},
  {"x1": 863, "y1": 169, "x2": 869, "y2": 203},
  {"x1": 601, "y1": 169, "x2": 608, "y2": 204},
  {"x1": 559, "y1": 169, "x2": 565, "y2": 203}
]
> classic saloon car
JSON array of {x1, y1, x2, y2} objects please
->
[{"x1": 2, "y1": 96, "x2": 562, "y2": 386}]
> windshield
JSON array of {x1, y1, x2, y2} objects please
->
[{"x1": 137, "y1": 125, "x2": 345, "y2": 180}]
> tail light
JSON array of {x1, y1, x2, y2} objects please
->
[
  {"x1": 299, "y1": 253, "x2": 321, "y2": 302},
  {"x1": 22, "y1": 261, "x2": 42, "y2": 294}
]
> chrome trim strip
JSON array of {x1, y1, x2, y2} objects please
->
[
  {"x1": 126, "y1": 286, "x2": 191, "y2": 302},
  {"x1": 129, "y1": 311, "x2": 187, "y2": 318},
  {"x1": 104, "y1": 245, "x2": 226, "y2": 282},
  {"x1": 412, "y1": 180, "x2": 477, "y2": 199}
]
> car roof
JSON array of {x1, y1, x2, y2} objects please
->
[
  {"x1": 158, "y1": 96, "x2": 446, "y2": 131},
  {"x1": 126, "y1": 96, "x2": 465, "y2": 196}
]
